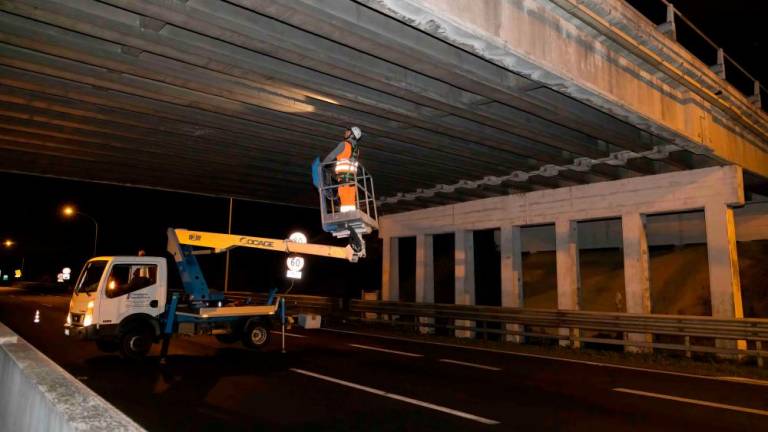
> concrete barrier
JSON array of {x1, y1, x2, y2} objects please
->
[{"x1": 0, "y1": 322, "x2": 144, "y2": 432}]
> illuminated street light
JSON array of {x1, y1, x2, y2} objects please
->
[
  {"x1": 3, "y1": 239, "x2": 13, "y2": 248},
  {"x1": 61, "y1": 205, "x2": 99, "y2": 257}
]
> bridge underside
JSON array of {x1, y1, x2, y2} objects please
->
[{"x1": 0, "y1": 1, "x2": 766, "y2": 212}]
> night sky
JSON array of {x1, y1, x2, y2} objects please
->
[{"x1": 0, "y1": 0, "x2": 763, "y2": 296}]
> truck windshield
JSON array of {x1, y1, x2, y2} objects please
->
[{"x1": 75, "y1": 261, "x2": 107, "y2": 294}]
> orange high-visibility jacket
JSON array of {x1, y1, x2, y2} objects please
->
[{"x1": 324, "y1": 138, "x2": 359, "y2": 175}]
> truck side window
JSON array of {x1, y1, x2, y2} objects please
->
[{"x1": 105, "y1": 264, "x2": 158, "y2": 298}]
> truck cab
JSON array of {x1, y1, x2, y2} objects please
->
[
  {"x1": 65, "y1": 253, "x2": 276, "y2": 360},
  {"x1": 65, "y1": 256, "x2": 167, "y2": 357}
]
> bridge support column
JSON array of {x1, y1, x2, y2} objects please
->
[
  {"x1": 500, "y1": 225, "x2": 524, "y2": 343},
  {"x1": 556, "y1": 219, "x2": 580, "y2": 348},
  {"x1": 381, "y1": 237, "x2": 399, "y2": 301},
  {"x1": 415, "y1": 234, "x2": 434, "y2": 333},
  {"x1": 454, "y1": 230, "x2": 475, "y2": 338},
  {"x1": 705, "y1": 203, "x2": 746, "y2": 352},
  {"x1": 622, "y1": 212, "x2": 652, "y2": 353}
]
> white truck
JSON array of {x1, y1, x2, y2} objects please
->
[{"x1": 65, "y1": 148, "x2": 378, "y2": 360}]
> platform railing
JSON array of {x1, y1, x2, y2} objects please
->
[
  {"x1": 643, "y1": 0, "x2": 765, "y2": 111},
  {"x1": 316, "y1": 160, "x2": 378, "y2": 236}
]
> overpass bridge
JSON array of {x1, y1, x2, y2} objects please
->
[{"x1": 1, "y1": 1, "x2": 767, "y2": 325}]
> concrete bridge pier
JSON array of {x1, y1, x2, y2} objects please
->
[{"x1": 380, "y1": 166, "x2": 749, "y2": 352}]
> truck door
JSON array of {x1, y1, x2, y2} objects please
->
[{"x1": 99, "y1": 261, "x2": 165, "y2": 325}]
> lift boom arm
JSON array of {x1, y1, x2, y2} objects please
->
[{"x1": 174, "y1": 229, "x2": 358, "y2": 262}]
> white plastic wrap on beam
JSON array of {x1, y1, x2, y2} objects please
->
[{"x1": 379, "y1": 145, "x2": 680, "y2": 204}]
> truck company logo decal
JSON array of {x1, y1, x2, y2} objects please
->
[
  {"x1": 239, "y1": 237, "x2": 274, "y2": 248},
  {"x1": 188, "y1": 233, "x2": 202, "y2": 241}
]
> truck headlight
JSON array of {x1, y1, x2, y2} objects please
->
[
  {"x1": 83, "y1": 300, "x2": 94, "y2": 327},
  {"x1": 66, "y1": 313, "x2": 71, "y2": 325}
]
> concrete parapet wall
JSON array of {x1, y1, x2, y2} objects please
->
[{"x1": 0, "y1": 322, "x2": 144, "y2": 432}]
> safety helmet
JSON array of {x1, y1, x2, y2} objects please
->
[{"x1": 350, "y1": 126, "x2": 362, "y2": 140}]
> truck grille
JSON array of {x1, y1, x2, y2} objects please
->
[{"x1": 70, "y1": 313, "x2": 83, "y2": 324}]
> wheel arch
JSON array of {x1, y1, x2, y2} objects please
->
[{"x1": 118, "y1": 313, "x2": 160, "y2": 337}]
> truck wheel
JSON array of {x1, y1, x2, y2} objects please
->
[
  {"x1": 242, "y1": 321, "x2": 271, "y2": 349},
  {"x1": 120, "y1": 328, "x2": 153, "y2": 360},
  {"x1": 96, "y1": 339, "x2": 120, "y2": 353}
]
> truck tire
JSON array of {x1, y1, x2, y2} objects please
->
[
  {"x1": 119, "y1": 327, "x2": 153, "y2": 360},
  {"x1": 96, "y1": 339, "x2": 120, "y2": 353},
  {"x1": 242, "y1": 320, "x2": 271, "y2": 349}
]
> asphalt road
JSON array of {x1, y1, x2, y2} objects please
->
[{"x1": 1, "y1": 287, "x2": 767, "y2": 431}]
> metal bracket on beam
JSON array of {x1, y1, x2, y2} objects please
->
[
  {"x1": 535, "y1": 164, "x2": 563, "y2": 177},
  {"x1": 749, "y1": 81, "x2": 762, "y2": 109},
  {"x1": 378, "y1": 143, "x2": 694, "y2": 206},
  {"x1": 567, "y1": 157, "x2": 593, "y2": 172},
  {"x1": 710, "y1": 48, "x2": 726, "y2": 80},
  {"x1": 656, "y1": 3, "x2": 677, "y2": 41},
  {"x1": 482, "y1": 176, "x2": 503, "y2": 186},
  {"x1": 643, "y1": 145, "x2": 677, "y2": 160},
  {"x1": 506, "y1": 171, "x2": 530, "y2": 182},
  {"x1": 602, "y1": 151, "x2": 636, "y2": 166}
]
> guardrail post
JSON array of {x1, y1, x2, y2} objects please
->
[
  {"x1": 757, "y1": 341, "x2": 764, "y2": 368},
  {"x1": 684, "y1": 335, "x2": 692, "y2": 359}
]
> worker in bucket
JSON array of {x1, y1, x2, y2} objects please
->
[{"x1": 323, "y1": 126, "x2": 362, "y2": 212}]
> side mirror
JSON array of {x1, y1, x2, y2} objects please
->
[{"x1": 149, "y1": 300, "x2": 158, "y2": 308}]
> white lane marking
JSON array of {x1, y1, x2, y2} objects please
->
[
  {"x1": 439, "y1": 358, "x2": 501, "y2": 371},
  {"x1": 291, "y1": 368, "x2": 499, "y2": 425},
  {"x1": 717, "y1": 377, "x2": 768, "y2": 387},
  {"x1": 320, "y1": 328, "x2": 767, "y2": 387},
  {"x1": 349, "y1": 343, "x2": 423, "y2": 357},
  {"x1": 270, "y1": 331, "x2": 306, "y2": 338},
  {"x1": 613, "y1": 388, "x2": 768, "y2": 416}
]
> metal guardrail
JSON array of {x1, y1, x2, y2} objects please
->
[
  {"x1": 350, "y1": 300, "x2": 768, "y2": 367},
  {"x1": 220, "y1": 292, "x2": 768, "y2": 366}
]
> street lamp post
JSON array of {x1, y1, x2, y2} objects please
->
[{"x1": 62, "y1": 206, "x2": 99, "y2": 257}]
